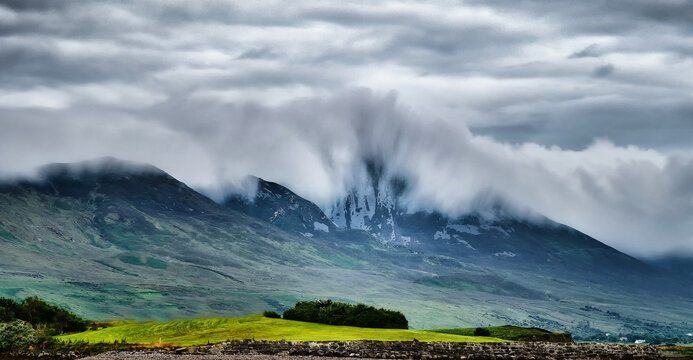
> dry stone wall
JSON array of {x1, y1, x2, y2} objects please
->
[{"x1": 182, "y1": 340, "x2": 665, "y2": 359}]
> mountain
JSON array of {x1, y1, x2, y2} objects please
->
[
  {"x1": 1, "y1": 158, "x2": 692, "y2": 342},
  {"x1": 325, "y1": 161, "x2": 652, "y2": 279},
  {"x1": 223, "y1": 177, "x2": 336, "y2": 237},
  {"x1": 0, "y1": 159, "x2": 374, "y2": 319},
  {"x1": 233, "y1": 173, "x2": 650, "y2": 280},
  {"x1": 645, "y1": 256, "x2": 693, "y2": 281}
]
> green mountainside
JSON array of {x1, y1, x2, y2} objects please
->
[{"x1": 0, "y1": 158, "x2": 691, "y2": 342}]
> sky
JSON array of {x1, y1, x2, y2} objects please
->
[{"x1": 1, "y1": 0, "x2": 693, "y2": 258}]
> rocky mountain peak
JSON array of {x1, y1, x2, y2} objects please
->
[{"x1": 223, "y1": 177, "x2": 336, "y2": 236}]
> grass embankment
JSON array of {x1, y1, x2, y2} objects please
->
[
  {"x1": 56, "y1": 316, "x2": 506, "y2": 346},
  {"x1": 659, "y1": 346, "x2": 693, "y2": 356},
  {"x1": 430, "y1": 325, "x2": 572, "y2": 342}
]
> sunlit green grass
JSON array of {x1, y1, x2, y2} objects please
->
[{"x1": 56, "y1": 316, "x2": 507, "y2": 346}]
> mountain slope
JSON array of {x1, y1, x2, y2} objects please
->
[
  {"x1": 222, "y1": 170, "x2": 692, "y2": 338},
  {"x1": 223, "y1": 177, "x2": 336, "y2": 236},
  {"x1": 323, "y1": 161, "x2": 653, "y2": 279},
  {"x1": 0, "y1": 159, "x2": 377, "y2": 319},
  {"x1": 1, "y1": 158, "x2": 691, "y2": 341}
]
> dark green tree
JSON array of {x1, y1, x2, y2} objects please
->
[
  {"x1": 0, "y1": 297, "x2": 87, "y2": 334},
  {"x1": 282, "y1": 299, "x2": 408, "y2": 329},
  {"x1": 0, "y1": 298, "x2": 24, "y2": 322},
  {"x1": 474, "y1": 327, "x2": 491, "y2": 336},
  {"x1": 262, "y1": 310, "x2": 281, "y2": 318}
]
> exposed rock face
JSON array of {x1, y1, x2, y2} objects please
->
[
  {"x1": 183, "y1": 340, "x2": 665, "y2": 359},
  {"x1": 326, "y1": 161, "x2": 400, "y2": 243},
  {"x1": 323, "y1": 162, "x2": 651, "y2": 280}
]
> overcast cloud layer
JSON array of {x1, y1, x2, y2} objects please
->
[{"x1": 1, "y1": 0, "x2": 693, "y2": 258}]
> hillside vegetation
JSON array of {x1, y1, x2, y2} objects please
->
[
  {"x1": 0, "y1": 297, "x2": 87, "y2": 334},
  {"x1": 282, "y1": 299, "x2": 408, "y2": 329},
  {"x1": 56, "y1": 316, "x2": 506, "y2": 345},
  {"x1": 0, "y1": 297, "x2": 89, "y2": 352},
  {"x1": 430, "y1": 325, "x2": 573, "y2": 342}
]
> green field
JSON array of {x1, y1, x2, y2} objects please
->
[
  {"x1": 56, "y1": 316, "x2": 506, "y2": 345},
  {"x1": 659, "y1": 346, "x2": 693, "y2": 355}
]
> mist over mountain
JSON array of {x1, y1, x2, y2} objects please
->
[
  {"x1": 187, "y1": 97, "x2": 693, "y2": 260},
  {"x1": 227, "y1": 160, "x2": 654, "y2": 279},
  {"x1": 1, "y1": 158, "x2": 691, "y2": 342},
  {"x1": 3, "y1": 91, "x2": 693, "y2": 258},
  {"x1": 2, "y1": 0, "x2": 693, "y2": 264}
]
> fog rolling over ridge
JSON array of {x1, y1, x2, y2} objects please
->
[
  {"x1": 2, "y1": 0, "x2": 693, "y2": 259},
  {"x1": 3, "y1": 90, "x2": 693, "y2": 259},
  {"x1": 160, "y1": 90, "x2": 693, "y2": 259}
]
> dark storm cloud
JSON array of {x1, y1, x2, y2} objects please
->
[
  {"x1": 570, "y1": 44, "x2": 602, "y2": 58},
  {"x1": 0, "y1": 0, "x2": 70, "y2": 11},
  {"x1": 592, "y1": 63, "x2": 615, "y2": 77},
  {"x1": 1, "y1": 0, "x2": 693, "y2": 257}
]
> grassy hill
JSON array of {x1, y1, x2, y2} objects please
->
[
  {"x1": 429, "y1": 325, "x2": 572, "y2": 342},
  {"x1": 56, "y1": 316, "x2": 506, "y2": 345}
]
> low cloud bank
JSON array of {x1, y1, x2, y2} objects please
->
[
  {"x1": 2, "y1": 0, "x2": 693, "y2": 258},
  {"x1": 3, "y1": 90, "x2": 692, "y2": 258}
]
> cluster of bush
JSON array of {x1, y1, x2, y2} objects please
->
[
  {"x1": 275, "y1": 299, "x2": 408, "y2": 329},
  {"x1": 0, "y1": 321, "x2": 38, "y2": 353},
  {"x1": 474, "y1": 327, "x2": 491, "y2": 336},
  {"x1": 0, "y1": 296, "x2": 88, "y2": 353}
]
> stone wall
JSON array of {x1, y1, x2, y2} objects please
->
[{"x1": 181, "y1": 340, "x2": 665, "y2": 359}]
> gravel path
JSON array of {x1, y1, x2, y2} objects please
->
[{"x1": 80, "y1": 353, "x2": 376, "y2": 360}]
